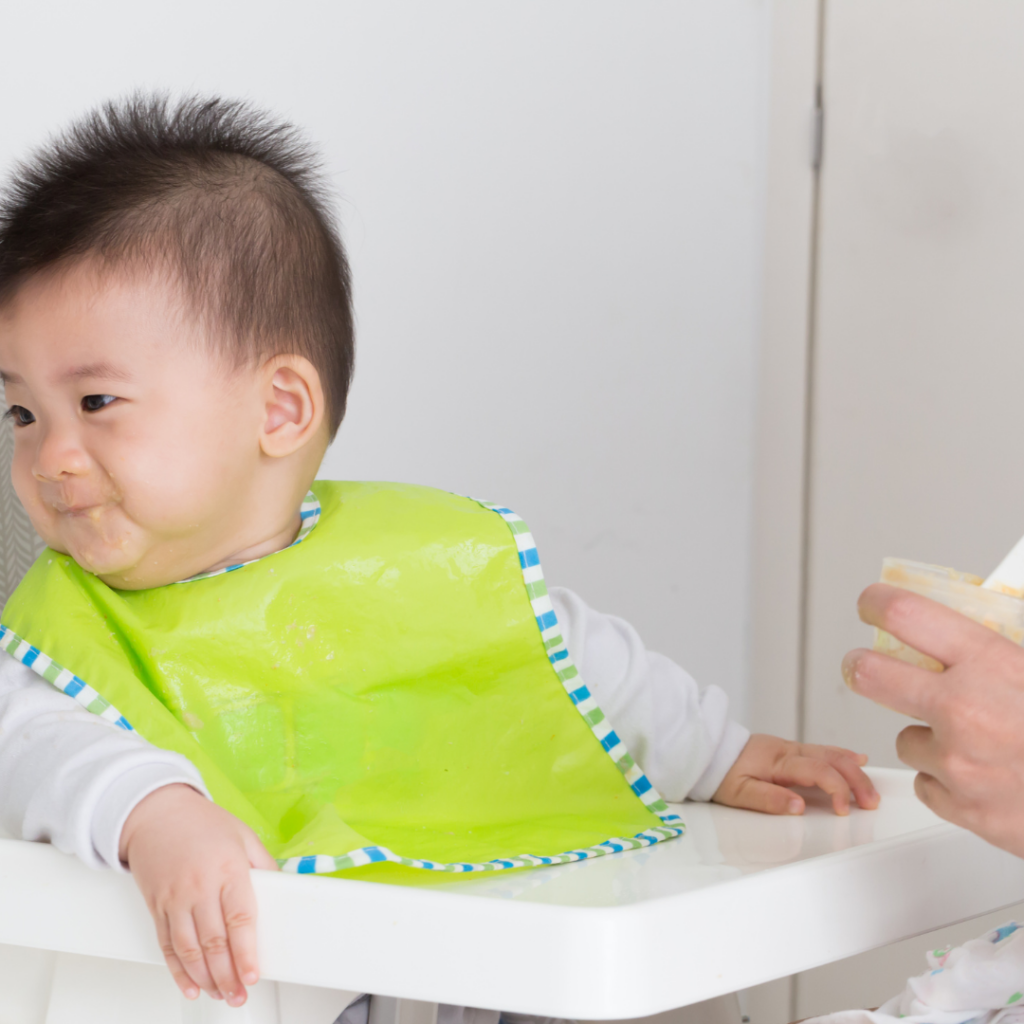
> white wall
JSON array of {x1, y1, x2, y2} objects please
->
[{"x1": 0, "y1": 1, "x2": 769, "y2": 718}]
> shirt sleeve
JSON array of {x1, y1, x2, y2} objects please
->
[
  {"x1": 548, "y1": 586, "x2": 750, "y2": 802},
  {"x1": 0, "y1": 649, "x2": 208, "y2": 870}
]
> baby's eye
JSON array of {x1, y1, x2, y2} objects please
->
[
  {"x1": 3, "y1": 405, "x2": 36, "y2": 427},
  {"x1": 81, "y1": 394, "x2": 117, "y2": 413}
]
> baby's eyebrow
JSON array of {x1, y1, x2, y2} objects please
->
[
  {"x1": 59, "y1": 362, "x2": 134, "y2": 384},
  {"x1": 0, "y1": 369, "x2": 24, "y2": 386}
]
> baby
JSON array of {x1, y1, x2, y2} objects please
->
[{"x1": 0, "y1": 95, "x2": 878, "y2": 1017}]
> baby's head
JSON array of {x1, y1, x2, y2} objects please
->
[{"x1": 0, "y1": 95, "x2": 354, "y2": 590}]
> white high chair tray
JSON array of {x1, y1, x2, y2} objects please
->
[{"x1": 2, "y1": 767, "x2": 1023, "y2": 1019}]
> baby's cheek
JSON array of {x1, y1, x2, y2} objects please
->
[
  {"x1": 12, "y1": 488, "x2": 59, "y2": 549},
  {"x1": 122, "y1": 439, "x2": 249, "y2": 535},
  {"x1": 10, "y1": 453, "x2": 37, "y2": 501},
  {"x1": 120, "y1": 438, "x2": 207, "y2": 504}
]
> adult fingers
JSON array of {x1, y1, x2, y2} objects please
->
[
  {"x1": 857, "y1": 584, "x2": 999, "y2": 668},
  {"x1": 154, "y1": 912, "x2": 199, "y2": 1000},
  {"x1": 221, "y1": 873, "x2": 261, "y2": 989},
  {"x1": 803, "y1": 745, "x2": 879, "y2": 809},
  {"x1": 727, "y1": 777, "x2": 805, "y2": 816},
  {"x1": 895, "y1": 724, "x2": 942, "y2": 778},
  {"x1": 166, "y1": 908, "x2": 221, "y2": 999},
  {"x1": 913, "y1": 771, "x2": 955, "y2": 822},
  {"x1": 193, "y1": 900, "x2": 246, "y2": 1006},
  {"x1": 775, "y1": 757, "x2": 852, "y2": 815},
  {"x1": 842, "y1": 647, "x2": 941, "y2": 721}
]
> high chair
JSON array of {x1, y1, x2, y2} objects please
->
[
  {"x1": 0, "y1": 435, "x2": 1020, "y2": 1024},
  {"x1": 2, "y1": 768, "x2": 1023, "y2": 1023}
]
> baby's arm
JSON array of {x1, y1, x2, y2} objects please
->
[
  {"x1": 0, "y1": 652, "x2": 274, "y2": 1005},
  {"x1": 118, "y1": 783, "x2": 276, "y2": 1006},
  {"x1": 549, "y1": 587, "x2": 878, "y2": 814},
  {"x1": 0, "y1": 650, "x2": 209, "y2": 862},
  {"x1": 549, "y1": 586, "x2": 749, "y2": 800}
]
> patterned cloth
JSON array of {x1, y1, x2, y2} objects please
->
[{"x1": 806, "y1": 923, "x2": 1024, "y2": 1024}]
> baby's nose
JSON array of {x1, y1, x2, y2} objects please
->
[{"x1": 31, "y1": 427, "x2": 91, "y2": 481}]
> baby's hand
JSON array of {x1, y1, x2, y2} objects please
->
[
  {"x1": 712, "y1": 734, "x2": 880, "y2": 816},
  {"x1": 119, "y1": 784, "x2": 279, "y2": 1006}
]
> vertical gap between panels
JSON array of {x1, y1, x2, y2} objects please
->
[
  {"x1": 796, "y1": 11, "x2": 829, "y2": 1012},
  {"x1": 796, "y1": 0, "x2": 827, "y2": 747}
]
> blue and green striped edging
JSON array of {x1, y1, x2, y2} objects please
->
[
  {"x1": 0, "y1": 624, "x2": 133, "y2": 730},
  {"x1": 282, "y1": 824, "x2": 683, "y2": 874},
  {"x1": 474, "y1": 500, "x2": 684, "y2": 830},
  {"x1": 178, "y1": 491, "x2": 321, "y2": 583},
  {"x1": 0, "y1": 491, "x2": 684, "y2": 875}
]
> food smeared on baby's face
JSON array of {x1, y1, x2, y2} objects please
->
[{"x1": 0, "y1": 260, "x2": 271, "y2": 589}]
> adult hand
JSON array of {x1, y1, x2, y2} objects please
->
[
  {"x1": 843, "y1": 583, "x2": 1024, "y2": 857},
  {"x1": 119, "y1": 784, "x2": 279, "y2": 1006}
]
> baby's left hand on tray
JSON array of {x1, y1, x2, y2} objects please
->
[
  {"x1": 712, "y1": 733, "x2": 880, "y2": 816},
  {"x1": 119, "y1": 783, "x2": 279, "y2": 1006}
]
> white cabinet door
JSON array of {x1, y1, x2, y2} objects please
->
[
  {"x1": 803, "y1": 0, "x2": 1024, "y2": 766},
  {"x1": 795, "y1": 5, "x2": 1024, "y2": 1012}
]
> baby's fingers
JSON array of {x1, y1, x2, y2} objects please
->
[
  {"x1": 244, "y1": 830, "x2": 280, "y2": 873},
  {"x1": 166, "y1": 909, "x2": 221, "y2": 1000},
  {"x1": 798, "y1": 744, "x2": 879, "y2": 810},
  {"x1": 155, "y1": 913, "x2": 200, "y2": 1000},
  {"x1": 729, "y1": 777, "x2": 806, "y2": 816},
  {"x1": 194, "y1": 900, "x2": 246, "y2": 1007},
  {"x1": 779, "y1": 757, "x2": 852, "y2": 816},
  {"x1": 828, "y1": 753, "x2": 879, "y2": 810},
  {"x1": 222, "y1": 872, "x2": 261, "y2": 989}
]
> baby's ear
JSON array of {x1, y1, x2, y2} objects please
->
[{"x1": 258, "y1": 355, "x2": 326, "y2": 458}]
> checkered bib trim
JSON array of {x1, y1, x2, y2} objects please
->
[{"x1": 0, "y1": 493, "x2": 684, "y2": 874}]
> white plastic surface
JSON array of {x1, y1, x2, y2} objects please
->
[{"x1": 1, "y1": 769, "x2": 1022, "y2": 1018}]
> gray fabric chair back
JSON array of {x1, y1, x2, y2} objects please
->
[{"x1": 0, "y1": 412, "x2": 45, "y2": 607}]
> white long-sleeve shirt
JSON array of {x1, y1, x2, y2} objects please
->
[{"x1": 0, "y1": 586, "x2": 749, "y2": 870}]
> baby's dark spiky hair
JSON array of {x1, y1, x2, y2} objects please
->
[{"x1": 0, "y1": 94, "x2": 354, "y2": 436}]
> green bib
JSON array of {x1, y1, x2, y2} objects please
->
[{"x1": 1, "y1": 482, "x2": 681, "y2": 880}]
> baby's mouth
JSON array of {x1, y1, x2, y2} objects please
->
[
  {"x1": 47, "y1": 496, "x2": 131, "y2": 568},
  {"x1": 51, "y1": 499, "x2": 113, "y2": 521}
]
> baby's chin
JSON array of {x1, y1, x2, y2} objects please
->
[
  {"x1": 48, "y1": 525, "x2": 147, "y2": 583},
  {"x1": 64, "y1": 541, "x2": 141, "y2": 581},
  {"x1": 45, "y1": 519, "x2": 211, "y2": 590}
]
